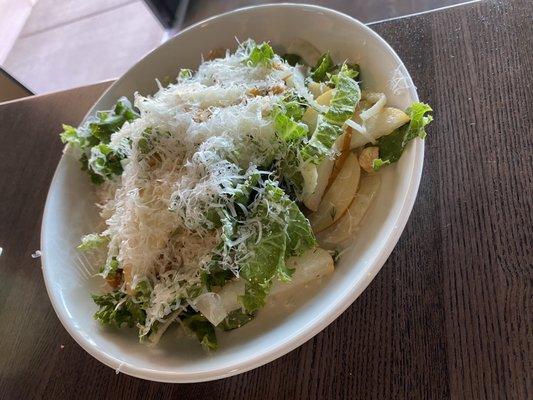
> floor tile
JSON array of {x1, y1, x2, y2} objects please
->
[
  {"x1": 0, "y1": 0, "x2": 36, "y2": 63},
  {"x1": 4, "y1": 1, "x2": 163, "y2": 93},
  {"x1": 20, "y1": 0, "x2": 136, "y2": 36}
]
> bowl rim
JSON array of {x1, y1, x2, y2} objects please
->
[{"x1": 41, "y1": 2, "x2": 423, "y2": 383}]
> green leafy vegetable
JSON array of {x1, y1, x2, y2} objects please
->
[
  {"x1": 180, "y1": 309, "x2": 218, "y2": 350},
  {"x1": 240, "y1": 282, "x2": 271, "y2": 313},
  {"x1": 373, "y1": 102, "x2": 433, "y2": 170},
  {"x1": 277, "y1": 94, "x2": 306, "y2": 121},
  {"x1": 282, "y1": 53, "x2": 302, "y2": 66},
  {"x1": 137, "y1": 128, "x2": 152, "y2": 154},
  {"x1": 301, "y1": 64, "x2": 361, "y2": 164},
  {"x1": 92, "y1": 291, "x2": 145, "y2": 328},
  {"x1": 274, "y1": 113, "x2": 308, "y2": 141},
  {"x1": 311, "y1": 52, "x2": 335, "y2": 82},
  {"x1": 284, "y1": 199, "x2": 316, "y2": 257},
  {"x1": 300, "y1": 115, "x2": 341, "y2": 163},
  {"x1": 201, "y1": 265, "x2": 235, "y2": 291},
  {"x1": 218, "y1": 309, "x2": 255, "y2": 331},
  {"x1": 247, "y1": 41, "x2": 275, "y2": 67},
  {"x1": 99, "y1": 257, "x2": 121, "y2": 278},
  {"x1": 325, "y1": 64, "x2": 361, "y2": 124},
  {"x1": 89, "y1": 143, "x2": 124, "y2": 179},
  {"x1": 236, "y1": 181, "x2": 316, "y2": 311},
  {"x1": 232, "y1": 171, "x2": 261, "y2": 208},
  {"x1": 178, "y1": 68, "x2": 193, "y2": 80},
  {"x1": 59, "y1": 97, "x2": 139, "y2": 183},
  {"x1": 77, "y1": 233, "x2": 109, "y2": 251}
]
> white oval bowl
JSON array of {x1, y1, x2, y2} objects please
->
[{"x1": 41, "y1": 3, "x2": 423, "y2": 383}]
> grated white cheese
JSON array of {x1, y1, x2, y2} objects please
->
[{"x1": 96, "y1": 44, "x2": 295, "y2": 332}]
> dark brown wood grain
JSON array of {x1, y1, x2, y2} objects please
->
[
  {"x1": 0, "y1": 1, "x2": 531, "y2": 399},
  {"x1": 183, "y1": 0, "x2": 468, "y2": 26}
]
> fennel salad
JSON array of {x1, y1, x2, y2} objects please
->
[{"x1": 60, "y1": 40, "x2": 432, "y2": 349}]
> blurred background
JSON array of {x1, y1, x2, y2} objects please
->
[{"x1": 0, "y1": 0, "x2": 466, "y2": 99}]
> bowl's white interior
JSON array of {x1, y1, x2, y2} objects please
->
[{"x1": 41, "y1": 4, "x2": 421, "y2": 382}]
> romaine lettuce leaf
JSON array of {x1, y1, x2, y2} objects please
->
[
  {"x1": 246, "y1": 41, "x2": 275, "y2": 67},
  {"x1": 300, "y1": 64, "x2": 360, "y2": 164},
  {"x1": 300, "y1": 115, "x2": 342, "y2": 163},
  {"x1": 373, "y1": 102, "x2": 433, "y2": 170},
  {"x1": 178, "y1": 68, "x2": 193, "y2": 81},
  {"x1": 282, "y1": 53, "x2": 302, "y2": 66},
  {"x1": 236, "y1": 181, "x2": 316, "y2": 311},
  {"x1": 218, "y1": 309, "x2": 255, "y2": 331},
  {"x1": 325, "y1": 64, "x2": 361, "y2": 124},
  {"x1": 60, "y1": 97, "x2": 139, "y2": 183},
  {"x1": 311, "y1": 52, "x2": 335, "y2": 82},
  {"x1": 180, "y1": 309, "x2": 218, "y2": 350},
  {"x1": 77, "y1": 233, "x2": 109, "y2": 251},
  {"x1": 275, "y1": 113, "x2": 309, "y2": 141},
  {"x1": 92, "y1": 291, "x2": 145, "y2": 328}
]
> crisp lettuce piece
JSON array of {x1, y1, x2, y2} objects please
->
[
  {"x1": 275, "y1": 113, "x2": 308, "y2": 141},
  {"x1": 278, "y1": 147, "x2": 305, "y2": 198},
  {"x1": 92, "y1": 291, "x2": 145, "y2": 328},
  {"x1": 59, "y1": 97, "x2": 139, "y2": 184},
  {"x1": 240, "y1": 282, "x2": 271, "y2": 313},
  {"x1": 373, "y1": 102, "x2": 433, "y2": 170},
  {"x1": 300, "y1": 64, "x2": 361, "y2": 164},
  {"x1": 201, "y1": 265, "x2": 234, "y2": 291},
  {"x1": 246, "y1": 41, "x2": 275, "y2": 67},
  {"x1": 311, "y1": 52, "x2": 335, "y2": 82},
  {"x1": 180, "y1": 309, "x2": 218, "y2": 350},
  {"x1": 60, "y1": 124, "x2": 97, "y2": 149},
  {"x1": 284, "y1": 199, "x2": 316, "y2": 257},
  {"x1": 239, "y1": 186, "x2": 287, "y2": 285},
  {"x1": 206, "y1": 181, "x2": 315, "y2": 312},
  {"x1": 218, "y1": 309, "x2": 255, "y2": 331},
  {"x1": 89, "y1": 98, "x2": 139, "y2": 144},
  {"x1": 98, "y1": 257, "x2": 120, "y2": 278},
  {"x1": 178, "y1": 68, "x2": 193, "y2": 81},
  {"x1": 232, "y1": 171, "x2": 261, "y2": 208},
  {"x1": 282, "y1": 53, "x2": 302, "y2": 66},
  {"x1": 236, "y1": 181, "x2": 316, "y2": 311},
  {"x1": 326, "y1": 64, "x2": 361, "y2": 124},
  {"x1": 89, "y1": 143, "x2": 124, "y2": 179},
  {"x1": 77, "y1": 233, "x2": 109, "y2": 251},
  {"x1": 277, "y1": 94, "x2": 306, "y2": 121},
  {"x1": 272, "y1": 95, "x2": 308, "y2": 142},
  {"x1": 300, "y1": 115, "x2": 342, "y2": 163}
]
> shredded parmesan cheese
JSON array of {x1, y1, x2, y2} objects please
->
[{"x1": 96, "y1": 45, "x2": 294, "y2": 333}]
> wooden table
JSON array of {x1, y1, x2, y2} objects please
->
[{"x1": 0, "y1": 1, "x2": 531, "y2": 398}]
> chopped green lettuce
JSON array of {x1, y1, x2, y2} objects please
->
[
  {"x1": 99, "y1": 257, "x2": 121, "y2": 278},
  {"x1": 232, "y1": 171, "x2": 261, "y2": 208},
  {"x1": 282, "y1": 53, "x2": 302, "y2": 66},
  {"x1": 218, "y1": 309, "x2": 255, "y2": 331},
  {"x1": 236, "y1": 181, "x2": 316, "y2": 311},
  {"x1": 92, "y1": 291, "x2": 145, "y2": 328},
  {"x1": 246, "y1": 41, "x2": 275, "y2": 67},
  {"x1": 201, "y1": 266, "x2": 234, "y2": 291},
  {"x1": 180, "y1": 309, "x2": 218, "y2": 350},
  {"x1": 301, "y1": 64, "x2": 360, "y2": 164},
  {"x1": 59, "y1": 97, "x2": 139, "y2": 183},
  {"x1": 300, "y1": 115, "x2": 342, "y2": 163},
  {"x1": 311, "y1": 52, "x2": 335, "y2": 82},
  {"x1": 88, "y1": 143, "x2": 124, "y2": 179},
  {"x1": 373, "y1": 102, "x2": 433, "y2": 170},
  {"x1": 326, "y1": 64, "x2": 361, "y2": 124},
  {"x1": 275, "y1": 113, "x2": 308, "y2": 141},
  {"x1": 77, "y1": 233, "x2": 109, "y2": 251},
  {"x1": 178, "y1": 68, "x2": 193, "y2": 80}
]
